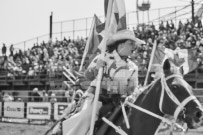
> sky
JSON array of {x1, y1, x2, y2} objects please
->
[{"x1": 0, "y1": 0, "x2": 199, "y2": 51}]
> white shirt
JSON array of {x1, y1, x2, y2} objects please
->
[{"x1": 90, "y1": 51, "x2": 139, "y2": 95}]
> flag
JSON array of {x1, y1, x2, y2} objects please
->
[
  {"x1": 98, "y1": 0, "x2": 127, "y2": 40},
  {"x1": 86, "y1": 15, "x2": 102, "y2": 63},
  {"x1": 195, "y1": 4, "x2": 203, "y2": 18},
  {"x1": 80, "y1": 14, "x2": 103, "y2": 70},
  {"x1": 106, "y1": 0, "x2": 127, "y2": 31},
  {"x1": 151, "y1": 47, "x2": 198, "y2": 74},
  {"x1": 151, "y1": 47, "x2": 174, "y2": 72},
  {"x1": 175, "y1": 48, "x2": 198, "y2": 74}
]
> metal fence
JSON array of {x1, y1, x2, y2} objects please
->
[{"x1": 11, "y1": 4, "x2": 201, "y2": 51}]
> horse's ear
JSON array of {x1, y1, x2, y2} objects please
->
[
  {"x1": 179, "y1": 66, "x2": 184, "y2": 75},
  {"x1": 163, "y1": 59, "x2": 171, "y2": 75}
]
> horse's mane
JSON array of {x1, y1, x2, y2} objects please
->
[{"x1": 135, "y1": 79, "x2": 162, "y2": 105}]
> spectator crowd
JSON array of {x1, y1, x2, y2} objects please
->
[
  {"x1": 1, "y1": 18, "x2": 203, "y2": 103},
  {"x1": 0, "y1": 37, "x2": 86, "y2": 78}
]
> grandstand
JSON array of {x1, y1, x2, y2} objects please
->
[{"x1": 1, "y1": 3, "x2": 203, "y2": 126}]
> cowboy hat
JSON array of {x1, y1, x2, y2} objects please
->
[{"x1": 106, "y1": 29, "x2": 145, "y2": 46}]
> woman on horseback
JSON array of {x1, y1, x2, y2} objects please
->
[
  {"x1": 62, "y1": 29, "x2": 145, "y2": 135},
  {"x1": 85, "y1": 29, "x2": 145, "y2": 96}
]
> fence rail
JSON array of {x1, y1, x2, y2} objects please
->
[
  {"x1": 0, "y1": 88, "x2": 203, "y2": 124},
  {"x1": 10, "y1": 4, "x2": 202, "y2": 51}
]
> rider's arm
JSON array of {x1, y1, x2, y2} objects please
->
[{"x1": 84, "y1": 55, "x2": 106, "y2": 81}]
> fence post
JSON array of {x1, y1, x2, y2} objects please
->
[
  {"x1": 158, "y1": 8, "x2": 160, "y2": 24},
  {"x1": 148, "y1": 10, "x2": 150, "y2": 24},
  {"x1": 24, "y1": 41, "x2": 26, "y2": 52},
  {"x1": 61, "y1": 22, "x2": 63, "y2": 41},
  {"x1": 175, "y1": 6, "x2": 177, "y2": 27},
  {"x1": 86, "y1": 18, "x2": 88, "y2": 38},
  {"x1": 73, "y1": 20, "x2": 75, "y2": 40},
  {"x1": 137, "y1": 10, "x2": 139, "y2": 25},
  {"x1": 37, "y1": 37, "x2": 38, "y2": 45}
]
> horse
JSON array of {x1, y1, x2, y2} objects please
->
[{"x1": 95, "y1": 59, "x2": 203, "y2": 135}]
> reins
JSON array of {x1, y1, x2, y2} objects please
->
[{"x1": 102, "y1": 74, "x2": 199, "y2": 134}]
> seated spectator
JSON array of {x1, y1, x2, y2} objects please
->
[
  {"x1": 32, "y1": 88, "x2": 42, "y2": 102},
  {"x1": 3, "y1": 93, "x2": 14, "y2": 102},
  {"x1": 65, "y1": 88, "x2": 74, "y2": 103},
  {"x1": 50, "y1": 93, "x2": 57, "y2": 103},
  {"x1": 16, "y1": 97, "x2": 23, "y2": 102},
  {"x1": 28, "y1": 67, "x2": 35, "y2": 76},
  {"x1": 42, "y1": 90, "x2": 49, "y2": 102},
  {"x1": 2, "y1": 44, "x2": 7, "y2": 56}
]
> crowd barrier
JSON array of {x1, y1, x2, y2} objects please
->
[
  {"x1": 0, "y1": 88, "x2": 203, "y2": 124},
  {"x1": 0, "y1": 101, "x2": 70, "y2": 124}
]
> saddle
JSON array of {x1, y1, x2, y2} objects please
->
[
  {"x1": 95, "y1": 106, "x2": 122, "y2": 135},
  {"x1": 94, "y1": 94, "x2": 126, "y2": 135}
]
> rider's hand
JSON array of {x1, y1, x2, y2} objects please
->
[{"x1": 96, "y1": 59, "x2": 106, "y2": 69}]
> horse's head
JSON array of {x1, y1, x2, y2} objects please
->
[{"x1": 160, "y1": 59, "x2": 203, "y2": 129}]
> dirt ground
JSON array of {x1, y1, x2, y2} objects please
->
[
  {"x1": 0, "y1": 122, "x2": 203, "y2": 135},
  {"x1": 0, "y1": 122, "x2": 51, "y2": 135}
]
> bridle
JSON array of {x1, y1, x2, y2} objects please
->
[
  {"x1": 159, "y1": 74, "x2": 201, "y2": 121},
  {"x1": 103, "y1": 74, "x2": 202, "y2": 134},
  {"x1": 122, "y1": 73, "x2": 201, "y2": 129}
]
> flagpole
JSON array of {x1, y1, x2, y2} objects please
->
[
  {"x1": 144, "y1": 40, "x2": 157, "y2": 86},
  {"x1": 63, "y1": 66, "x2": 77, "y2": 80},
  {"x1": 79, "y1": 15, "x2": 96, "y2": 72},
  {"x1": 89, "y1": 0, "x2": 114, "y2": 135}
]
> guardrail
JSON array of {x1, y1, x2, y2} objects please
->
[
  {"x1": 0, "y1": 88, "x2": 203, "y2": 124},
  {"x1": 0, "y1": 101, "x2": 70, "y2": 124}
]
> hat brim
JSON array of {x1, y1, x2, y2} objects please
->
[{"x1": 107, "y1": 30, "x2": 145, "y2": 46}]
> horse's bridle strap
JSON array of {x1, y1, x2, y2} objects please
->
[
  {"x1": 125, "y1": 101, "x2": 173, "y2": 125},
  {"x1": 174, "y1": 95, "x2": 197, "y2": 120}
]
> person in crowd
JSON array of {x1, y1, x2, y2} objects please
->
[
  {"x1": 50, "y1": 93, "x2": 57, "y2": 103},
  {"x1": 32, "y1": 87, "x2": 42, "y2": 102},
  {"x1": 16, "y1": 97, "x2": 23, "y2": 102},
  {"x1": 3, "y1": 92, "x2": 14, "y2": 102},
  {"x1": 65, "y1": 86, "x2": 74, "y2": 103},
  {"x1": 0, "y1": 91, "x2": 3, "y2": 101},
  {"x1": 42, "y1": 90, "x2": 49, "y2": 102},
  {"x1": 9, "y1": 44, "x2": 14, "y2": 56},
  {"x1": 2, "y1": 43, "x2": 7, "y2": 56},
  {"x1": 63, "y1": 29, "x2": 145, "y2": 135}
]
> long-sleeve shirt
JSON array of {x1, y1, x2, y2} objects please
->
[{"x1": 84, "y1": 51, "x2": 139, "y2": 95}]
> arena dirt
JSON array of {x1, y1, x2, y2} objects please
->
[
  {"x1": 0, "y1": 122, "x2": 51, "y2": 135},
  {"x1": 0, "y1": 122, "x2": 202, "y2": 135}
]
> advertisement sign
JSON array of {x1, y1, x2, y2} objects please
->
[
  {"x1": 54, "y1": 102, "x2": 68, "y2": 120},
  {"x1": 27, "y1": 102, "x2": 51, "y2": 119},
  {"x1": 4, "y1": 102, "x2": 24, "y2": 118},
  {"x1": 0, "y1": 102, "x2": 2, "y2": 117}
]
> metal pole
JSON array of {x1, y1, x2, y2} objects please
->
[
  {"x1": 191, "y1": 0, "x2": 195, "y2": 23},
  {"x1": 61, "y1": 22, "x2": 63, "y2": 41},
  {"x1": 24, "y1": 41, "x2": 26, "y2": 52},
  {"x1": 73, "y1": 20, "x2": 75, "y2": 40},
  {"x1": 175, "y1": 7, "x2": 177, "y2": 27},
  {"x1": 127, "y1": 12, "x2": 129, "y2": 28},
  {"x1": 49, "y1": 12, "x2": 53, "y2": 41},
  {"x1": 37, "y1": 37, "x2": 38, "y2": 44},
  {"x1": 148, "y1": 10, "x2": 150, "y2": 24},
  {"x1": 137, "y1": 10, "x2": 139, "y2": 25},
  {"x1": 158, "y1": 9, "x2": 160, "y2": 24},
  {"x1": 86, "y1": 18, "x2": 88, "y2": 38}
]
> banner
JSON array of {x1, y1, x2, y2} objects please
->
[
  {"x1": 54, "y1": 102, "x2": 68, "y2": 120},
  {"x1": 4, "y1": 102, "x2": 24, "y2": 118},
  {"x1": 27, "y1": 102, "x2": 51, "y2": 119}
]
